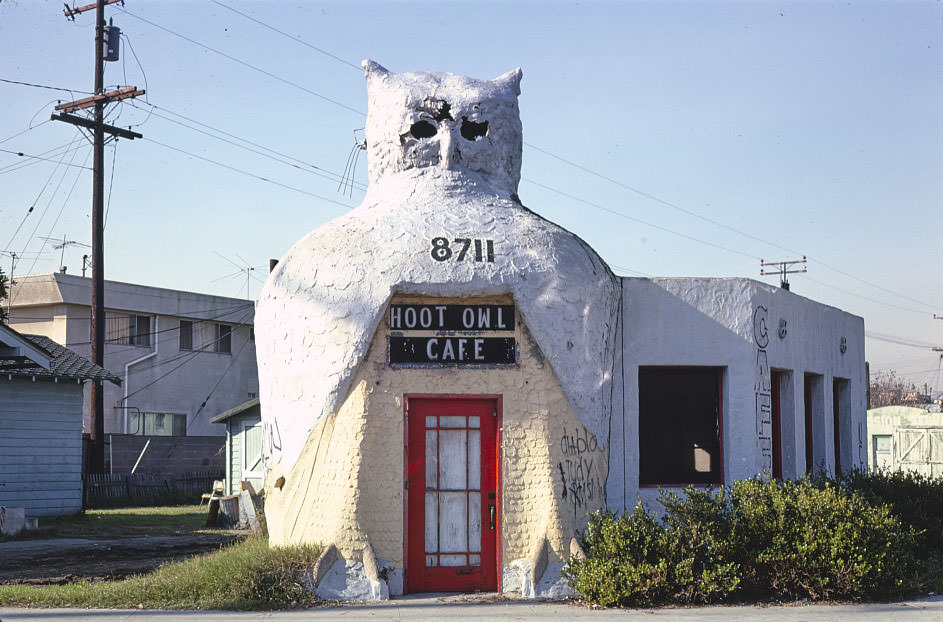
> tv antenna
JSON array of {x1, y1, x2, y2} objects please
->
[
  {"x1": 40, "y1": 235, "x2": 91, "y2": 272},
  {"x1": 760, "y1": 256, "x2": 807, "y2": 291},
  {"x1": 213, "y1": 252, "x2": 265, "y2": 300}
]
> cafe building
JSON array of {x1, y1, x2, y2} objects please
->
[{"x1": 255, "y1": 61, "x2": 866, "y2": 599}]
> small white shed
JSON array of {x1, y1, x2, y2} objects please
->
[
  {"x1": 0, "y1": 324, "x2": 120, "y2": 519},
  {"x1": 210, "y1": 397, "x2": 262, "y2": 495}
]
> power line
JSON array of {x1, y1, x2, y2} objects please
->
[
  {"x1": 865, "y1": 331, "x2": 940, "y2": 349},
  {"x1": 0, "y1": 120, "x2": 52, "y2": 146},
  {"x1": 144, "y1": 136, "x2": 355, "y2": 209},
  {"x1": 123, "y1": 307, "x2": 254, "y2": 402},
  {"x1": 15, "y1": 149, "x2": 93, "y2": 290},
  {"x1": 125, "y1": 100, "x2": 366, "y2": 191},
  {"x1": 210, "y1": 0, "x2": 361, "y2": 71},
  {"x1": 0, "y1": 145, "x2": 94, "y2": 171},
  {"x1": 522, "y1": 177, "x2": 758, "y2": 261},
  {"x1": 116, "y1": 7, "x2": 364, "y2": 116},
  {"x1": 115, "y1": 5, "x2": 941, "y2": 319},
  {"x1": 0, "y1": 76, "x2": 93, "y2": 95},
  {"x1": 804, "y1": 276, "x2": 930, "y2": 316}
]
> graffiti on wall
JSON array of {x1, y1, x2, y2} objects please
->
[
  {"x1": 754, "y1": 306, "x2": 773, "y2": 473},
  {"x1": 557, "y1": 425, "x2": 604, "y2": 513}
]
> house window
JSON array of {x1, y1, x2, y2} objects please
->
[
  {"x1": 638, "y1": 367, "x2": 723, "y2": 486},
  {"x1": 129, "y1": 412, "x2": 187, "y2": 436},
  {"x1": 215, "y1": 324, "x2": 232, "y2": 354},
  {"x1": 105, "y1": 312, "x2": 151, "y2": 346},
  {"x1": 179, "y1": 320, "x2": 193, "y2": 351}
]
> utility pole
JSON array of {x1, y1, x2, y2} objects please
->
[
  {"x1": 54, "y1": 0, "x2": 144, "y2": 474},
  {"x1": 760, "y1": 257, "x2": 807, "y2": 291}
]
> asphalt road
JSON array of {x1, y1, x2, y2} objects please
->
[{"x1": 2, "y1": 593, "x2": 943, "y2": 621}]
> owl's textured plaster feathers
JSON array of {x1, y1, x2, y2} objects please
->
[{"x1": 256, "y1": 62, "x2": 620, "y2": 473}]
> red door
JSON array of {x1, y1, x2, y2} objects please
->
[{"x1": 406, "y1": 396, "x2": 499, "y2": 592}]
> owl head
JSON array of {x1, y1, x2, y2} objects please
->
[{"x1": 362, "y1": 60, "x2": 523, "y2": 197}]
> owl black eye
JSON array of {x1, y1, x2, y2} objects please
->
[
  {"x1": 461, "y1": 118, "x2": 488, "y2": 141},
  {"x1": 410, "y1": 121, "x2": 437, "y2": 139}
]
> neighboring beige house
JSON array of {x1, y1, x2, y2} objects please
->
[{"x1": 8, "y1": 272, "x2": 258, "y2": 437}]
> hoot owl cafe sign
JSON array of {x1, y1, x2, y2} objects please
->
[{"x1": 388, "y1": 303, "x2": 516, "y2": 365}]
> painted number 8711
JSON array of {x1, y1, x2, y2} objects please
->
[{"x1": 430, "y1": 237, "x2": 495, "y2": 262}]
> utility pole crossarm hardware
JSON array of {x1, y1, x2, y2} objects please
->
[
  {"x1": 63, "y1": 0, "x2": 123, "y2": 19},
  {"x1": 760, "y1": 256, "x2": 807, "y2": 291},
  {"x1": 55, "y1": 0, "x2": 140, "y2": 477},
  {"x1": 51, "y1": 112, "x2": 142, "y2": 140},
  {"x1": 54, "y1": 86, "x2": 144, "y2": 113}
]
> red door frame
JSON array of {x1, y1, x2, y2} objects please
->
[
  {"x1": 404, "y1": 394, "x2": 502, "y2": 593},
  {"x1": 771, "y1": 370, "x2": 783, "y2": 480}
]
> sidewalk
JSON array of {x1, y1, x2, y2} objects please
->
[{"x1": 2, "y1": 593, "x2": 943, "y2": 621}]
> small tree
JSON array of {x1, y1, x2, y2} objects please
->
[{"x1": 869, "y1": 369, "x2": 916, "y2": 408}]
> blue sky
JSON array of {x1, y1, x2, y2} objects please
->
[{"x1": 1, "y1": 0, "x2": 941, "y2": 392}]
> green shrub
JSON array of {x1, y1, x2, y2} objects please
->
[
  {"x1": 563, "y1": 505, "x2": 671, "y2": 606},
  {"x1": 564, "y1": 489, "x2": 742, "y2": 607},
  {"x1": 839, "y1": 468, "x2": 943, "y2": 554},
  {"x1": 731, "y1": 478, "x2": 917, "y2": 601},
  {"x1": 565, "y1": 477, "x2": 920, "y2": 607}
]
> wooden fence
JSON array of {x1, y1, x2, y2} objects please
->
[{"x1": 84, "y1": 470, "x2": 222, "y2": 508}]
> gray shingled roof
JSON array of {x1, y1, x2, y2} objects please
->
[
  {"x1": 210, "y1": 397, "x2": 260, "y2": 424},
  {"x1": 3, "y1": 334, "x2": 121, "y2": 385}
]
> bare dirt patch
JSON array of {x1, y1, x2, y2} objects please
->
[{"x1": 0, "y1": 533, "x2": 243, "y2": 584}]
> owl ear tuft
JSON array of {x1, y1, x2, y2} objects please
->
[
  {"x1": 493, "y1": 67, "x2": 522, "y2": 96},
  {"x1": 362, "y1": 59, "x2": 391, "y2": 81}
]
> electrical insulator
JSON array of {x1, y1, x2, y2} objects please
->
[{"x1": 103, "y1": 25, "x2": 120, "y2": 62}]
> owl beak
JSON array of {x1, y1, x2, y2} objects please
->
[{"x1": 439, "y1": 126, "x2": 459, "y2": 169}]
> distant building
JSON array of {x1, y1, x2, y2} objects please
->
[
  {"x1": 8, "y1": 273, "x2": 258, "y2": 437},
  {"x1": 1, "y1": 323, "x2": 120, "y2": 518},
  {"x1": 867, "y1": 405, "x2": 943, "y2": 476}
]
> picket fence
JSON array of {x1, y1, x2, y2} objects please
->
[{"x1": 84, "y1": 470, "x2": 222, "y2": 508}]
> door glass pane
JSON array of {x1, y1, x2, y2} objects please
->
[
  {"x1": 425, "y1": 430, "x2": 438, "y2": 488},
  {"x1": 426, "y1": 416, "x2": 437, "y2": 428},
  {"x1": 469, "y1": 554, "x2": 481, "y2": 566},
  {"x1": 425, "y1": 492, "x2": 438, "y2": 553},
  {"x1": 439, "y1": 492, "x2": 468, "y2": 552},
  {"x1": 469, "y1": 492, "x2": 481, "y2": 552},
  {"x1": 439, "y1": 430, "x2": 467, "y2": 490},
  {"x1": 468, "y1": 429, "x2": 481, "y2": 489},
  {"x1": 440, "y1": 415, "x2": 466, "y2": 428}
]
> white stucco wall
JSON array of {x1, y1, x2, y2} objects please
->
[{"x1": 606, "y1": 277, "x2": 866, "y2": 512}]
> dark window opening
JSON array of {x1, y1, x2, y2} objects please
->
[
  {"x1": 639, "y1": 367, "x2": 723, "y2": 486},
  {"x1": 410, "y1": 120, "x2": 437, "y2": 139},
  {"x1": 130, "y1": 315, "x2": 150, "y2": 347},
  {"x1": 833, "y1": 377, "x2": 849, "y2": 477},
  {"x1": 804, "y1": 373, "x2": 822, "y2": 474},
  {"x1": 460, "y1": 118, "x2": 488, "y2": 141},
  {"x1": 216, "y1": 324, "x2": 232, "y2": 354},
  {"x1": 771, "y1": 370, "x2": 783, "y2": 480},
  {"x1": 179, "y1": 320, "x2": 193, "y2": 351}
]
